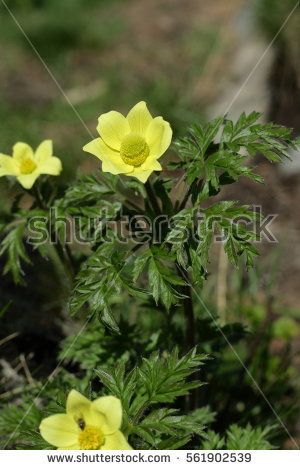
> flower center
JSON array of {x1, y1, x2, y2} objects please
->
[
  {"x1": 120, "y1": 133, "x2": 150, "y2": 167},
  {"x1": 19, "y1": 157, "x2": 37, "y2": 175},
  {"x1": 78, "y1": 425, "x2": 105, "y2": 450}
]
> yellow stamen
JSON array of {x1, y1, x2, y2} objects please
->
[
  {"x1": 19, "y1": 157, "x2": 37, "y2": 175},
  {"x1": 78, "y1": 425, "x2": 105, "y2": 450},
  {"x1": 120, "y1": 133, "x2": 150, "y2": 166}
]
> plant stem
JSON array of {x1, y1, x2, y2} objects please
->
[
  {"x1": 176, "y1": 264, "x2": 196, "y2": 351},
  {"x1": 55, "y1": 239, "x2": 75, "y2": 281},
  {"x1": 144, "y1": 179, "x2": 197, "y2": 409},
  {"x1": 145, "y1": 180, "x2": 161, "y2": 215},
  {"x1": 132, "y1": 400, "x2": 151, "y2": 427},
  {"x1": 176, "y1": 264, "x2": 197, "y2": 410},
  {"x1": 32, "y1": 185, "x2": 46, "y2": 210},
  {"x1": 31, "y1": 184, "x2": 74, "y2": 282}
]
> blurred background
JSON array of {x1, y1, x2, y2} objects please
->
[{"x1": 0, "y1": 0, "x2": 300, "y2": 448}]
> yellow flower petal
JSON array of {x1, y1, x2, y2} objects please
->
[
  {"x1": 83, "y1": 138, "x2": 132, "y2": 174},
  {"x1": 126, "y1": 101, "x2": 153, "y2": 136},
  {"x1": 66, "y1": 390, "x2": 93, "y2": 423},
  {"x1": 84, "y1": 103, "x2": 172, "y2": 182},
  {"x1": 0, "y1": 154, "x2": 20, "y2": 176},
  {"x1": 101, "y1": 430, "x2": 132, "y2": 450},
  {"x1": 38, "y1": 157, "x2": 62, "y2": 175},
  {"x1": 13, "y1": 142, "x2": 34, "y2": 162},
  {"x1": 127, "y1": 156, "x2": 162, "y2": 183},
  {"x1": 91, "y1": 396, "x2": 122, "y2": 435},
  {"x1": 146, "y1": 116, "x2": 172, "y2": 158},
  {"x1": 66, "y1": 390, "x2": 110, "y2": 434},
  {"x1": 17, "y1": 173, "x2": 39, "y2": 189},
  {"x1": 40, "y1": 414, "x2": 78, "y2": 448},
  {"x1": 83, "y1": 138, "x2": 104, "y2": 157},
  {"x1": 129, "y1": 169, "x2": 153, "y2": 183},
  {"x1": 35, "y1": 140, "x2": 53, "y2": 163},
  {"x1": 97, "y1": 111, "x2": 130, "y2": 150},
  {"x1": 140, "y1": 156, "x2": 162, "y2": 171}
]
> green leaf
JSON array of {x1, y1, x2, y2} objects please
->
[
  {"x1": 95, "y1": 348, "x2": 208, "y2": 450},
  {"x1": 69, "y1": 242, "x2": 149, "y2": 331},
  {"x1": 225, "y1": 424, "x2": 275, "y2": 450},
  {"x1": 0, "y1": 222, "x2": 31, "y2": 284},
  {"x1": 60, "y1": 171, "x2": 117, "y2": 208},
  {"x1": 133, "y1": 247, "x2": 186, "y2": 309}
]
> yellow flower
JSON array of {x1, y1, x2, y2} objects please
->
[
  {"x1": 83, "y1": 101, "x2": 172, "y2": 183},
  {"x1": 39, "y1": 390, "x2": 132, "y2": 450},
  {"x1": 0, "y1": 140, "x2": 62, "y2": 189}
]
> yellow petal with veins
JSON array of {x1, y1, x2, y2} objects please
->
[
  {"x1": 83, "y1": 138, "x2": 132, "y2": 174},
  {"x1": 129, "y1": 169, "x2": 153, "y2": 183},
  {"x1": 91, "y1": 396, "x2": 122, "y2": 435},
  {"x1": 126, "y1": 101, "x2": 153, "y2": 136},
  {"x1": 97, "y1": 111, "x2": 130, "y2": 150},
  {"x1": 39, "y1": 414, "x2": 78, "y2": 448},
  {"x1": 140, "y1": 155, "x2": 162, "y2": 171},
  {"x1": 101, "y1": 430, "x2": 132, "y2": 450},
  {"x1": 146, "y1": 116, "x2": 172, "y2": 158}
]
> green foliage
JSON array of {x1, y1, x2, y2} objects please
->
[
  {"x1": 68, "y1": 115, "x2": 298, "y2": 333},
  {"x1": 60, "y1": 172, "x2": 117, "y2": 208},
  {"x1": 0, "y1": 349, "x2": 209, "y2": 450},
  {"x1": 1, "y1": 347, "x2": 276, "y2": 451},
  {"x1": 0, "y1": 371, "x2": 86, "y2": 450},
  {"x1": 58, "y1": 320, "x2": 156, "y2": 371},
  {"x1": 58, "y1": 172, "x2": 121, "y2": 244},
  {"x1": 197, "y1": 201, "x2": 260, "y2": 269},
  {"x1": 69, "y1": 241, "x2": 149, "y2": 332},
  {"x1": 225, "y1": 424, "x2": 275, "y2": 450},
  {"x1": 201, "y1": 424, "x2": 275, "y2": 450},
  {"x1": 0, "y1": 398, "x2": 46, "y2": 450},
  {"x1": 173, "y1": 112, "x2": 295, "y2": 194},
  {"x1": 95, "y1": 348, "x2": 208, "y2": 449},
  {"x1": 0, "y1": 111, "x2": 299, "y2": 451},
  {"x1": 0, "y1": 221, "x2": 30, "y2": 284},
  {"x1": 133, "y1": 246, "x2": 186, "y2": 309}
]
